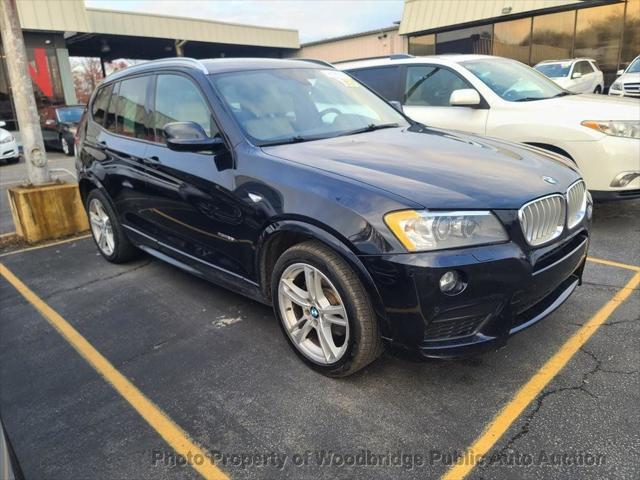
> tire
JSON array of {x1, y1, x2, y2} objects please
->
[
  {"x1": 61, "y1": 136, "x2": 74, "y2": 156},
  {"x1": 271, "y1": 240, "x2": 383, "y2": 377},
  {"x1": 85, "y1": 189, "x2": 138, "y2": 263},
  {"x1": 594, "y1": 86, "x2": 602, "y2": 94}
]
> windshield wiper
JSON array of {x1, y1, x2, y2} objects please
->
[
  {"x1": 340, "y1": 123, "x2": 400, "y2": 136},
  {"x1": 514, "y1": 96, "x2": 546, "y2": 102},
  {"x1": 551, "y1": 91, "x2": 574, "y2": 98},
  {"x1": 259, "y1": 135, "x2": 309, "y2": 147}
]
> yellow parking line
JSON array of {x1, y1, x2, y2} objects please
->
[
  {"x1": 441, "y1": 270, "x2": 640, "y2": 480},
  {"x1": 0, "y1": 263, "x2": 228, "y2": 480},
  {"x1": 587, "y1": 256, "x2": 640, "y2": 272},
  {"x1": 0, "y1": 234, "x2": 91, "y2": 258}
]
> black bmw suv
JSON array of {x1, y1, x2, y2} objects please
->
[{"x1": 76, "y1": 57, "x2": 592, "y2": 377}]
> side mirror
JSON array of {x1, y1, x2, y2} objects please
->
[
  {"x1": 163, "y1": 122, "x2": 225, "y2": 153},
  {"x1": 449, "y1": 89, "x2": 481, "y2": 107},
  {"x1": 572, "y1": 71, "x2": 582, "y2": 79},
  {"x1": 0, "y1": 120, "x2": 5, "y2": 128},
  {"x1": 389, "y1": 100, "x2": 404, "y2": 113},
  {"x1": 617, "y1": 69, "x2": 624, "y2": 76}
]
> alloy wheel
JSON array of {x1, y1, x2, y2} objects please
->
[
  {"x1": 88, "y1": 198, "x2": 115, "y2": 256},
  {"x1": 61, "y1": 137, "x2": 69, "y2": 155},
  {"x1": 278, "y1": 263, "x2": 349, "y2": 364}
]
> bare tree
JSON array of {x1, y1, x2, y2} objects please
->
[{"x1": 70, "y1": 57, "x2": 103, "y2": 104}]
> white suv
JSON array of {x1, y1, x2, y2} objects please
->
[
  {"x1": 609, "y1": 55, "x2": 640, "y2": 98},
  {"x1": 534, "y1": 58, "x2": 604, "y2": 94},
  {"x1": 339, "y1": 55, "x2": 640, "y2": 200}
]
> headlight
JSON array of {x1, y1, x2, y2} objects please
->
[
  {"x1": 384, "y1": 210, "x2": 508, "y2": 252},
  {"x1": 581, "y1": 120, "x2": 640, "y2": 139},
  {"x1": 610, "y1": 81, "x2": 622, "y2": 91},
  {"x1": 0, "y1": 135, "x2": 13, "y2": 144}
]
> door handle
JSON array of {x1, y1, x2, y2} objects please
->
[{"x1": 142, "y1": 156, "x2": 160, "y2": 166}]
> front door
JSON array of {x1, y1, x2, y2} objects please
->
[
  {"x1": 142, "y1": 73, "x2": 251, "y2": 280},
  {"x1": 402, "y1": 65, "x2": 489, "y2": 135}
]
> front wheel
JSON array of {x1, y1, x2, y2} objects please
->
[
  {"x1": 272, "y1": 241, "x2": 382, "y2": 377},
  {"x1": 594, "y1": 86, "x2": 602, "y2": 94},
  {"x1": 86, "y1": 189, "x2": 139, "y2": 263},
  {"x1": 61, "y1": 136, "x2": 74, "y2": 156}
]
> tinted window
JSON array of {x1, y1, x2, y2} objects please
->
[
  {"x1": 348, "y1": 67, "x2": 400, "y2": 101},
  {"x1": 153, "y1": 74, "x2": 214, "y2": 140},
  {"x1": 405, "y1": 66, "x2": 471, "y2": 106},
  {"x1": 535, "y1": 62, "x2": 571, "y2": 78},
  {"x1": 105, "y1": 82, "x2": 119, "y2": 133},
  {"x1": 116, "y1": 76, "x2": 151, "y2": 139},
  {"x1": 91, "y1": 85, "x2": 112, "y2": 126}
]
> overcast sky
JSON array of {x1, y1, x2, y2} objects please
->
[{"x1": 84, "y1": 0, "x2": 405, "y2": 43}]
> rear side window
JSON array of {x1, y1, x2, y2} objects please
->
[
  {"x1": 577, "y1": 61, "x2": 594, "y2": 74},
  {"x1": 116, "y1": 76, "x2": 151, "y2": 139},
  {"x1": 348, "y1": 66, "x2": 400, "y2": 101},
  {"x1": 91, "y1": 84, "x2": 112, "y2": 126},
  {"x1": 105, "y1": 82, "x2": 120, "y2": 133},
  {"x1": 405, "y1": 65, "x2": 471, "y2": 106},
  {"x1": 153, "y1": 74, "x2": 215, "y2": 141}
]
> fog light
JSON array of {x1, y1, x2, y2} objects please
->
[
  {"x1": 440, "y1": 270, "x2": 462, "y2": 294},
  {"x1": 610, "y1": 171, "x2": 640, "y2": 188}
]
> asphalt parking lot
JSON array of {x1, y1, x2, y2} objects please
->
[{"x1": 0, "y1": 198, "x2": 638, "y2": 479}]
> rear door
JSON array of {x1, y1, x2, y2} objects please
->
[
  {"x1": 94, "y1": 75, "x2": 154, "y2": 238},
  {"x1": 401, "y1": 64, "x2": 488, "y2": 134},
  {"x1": 571, "y1": 61, "x2": 592, "y2": 93},
  {"x1": 142, "y1": 73, "x2": 250, "y2": 279}
]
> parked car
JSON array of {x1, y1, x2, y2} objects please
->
[
  {"x1": 609, "y1": 55, "x2": 640, "y2": 98},
  {"x1": 40, "y1": 104, "x2": 85, "y2": 156},
  {"x1": 340, "y1": 55, "x2": 640, "y2": 200},
  {"x1": 77, "y1": 58, "x2": 591, "y2": 376},
  {"x1": 533, "y1": 58, "x2": 604, "y2": 94},
  {"x1": 0, "y1": 120, "x2": 19, "y2": 165}
]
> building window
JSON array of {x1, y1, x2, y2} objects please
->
[
  {"x1": 436, "y1": 25, "x2": 493, "y2": 55},
  {"x1": 621, "y1": 0, "x2": 640, "y2": 67},
  {"x1": 408, "y1": 34, "x2": 435, "y2": 56},
  {"x1": 493, "y1": 17, "x2": 532, "y2": 65},
  {"x1": 531, "y1": 10, "x2": 576, "y2": 66},
  {"x1": 574, "y1": 2, "x2": 625, "y2": 86}
]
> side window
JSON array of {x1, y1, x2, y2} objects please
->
[
  {"x1": 348, "y1": 67, "x2": 400, "y2": 101},
  {"x1": 105, "y1": 82, "x2": 120, "y2": 133},
  {"x1": 153, "y1": 74, "x2": 216, "y2": 141},
  {"x1": 580, "y1": 61, "x2": 594, "y2": 74},
  {"x1": 91, "y1": 86, "x2": 111, "y2": 126},
  {"x1": 405, "y1": 66, "x2": 471, "y2": 107},
  {"x1": 116, "y1": 76, "x2": 151, "y2": 140}
]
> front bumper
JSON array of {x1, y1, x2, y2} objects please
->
[
  {"x1": 565, "y1": 135, "x2": 640, "y2": 195},
  {"x1": 361, "y1": 227, "x2": 589, "y2": 358},
  {"x1": 0, "y1": 140, "x2": 18, "y2": 160}
]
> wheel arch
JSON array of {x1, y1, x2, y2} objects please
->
[
  {"x1": 256, "y1": 220, "x2": 387, "y2": 324},
  {"x1": 523, "y1": 142, "x2": 576, "y2": 162}
]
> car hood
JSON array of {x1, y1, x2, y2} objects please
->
[
  {"x1": 262, "y1": 127, "x2": 581, "y2": 209},
  {"x1": 618, "y1": 72, "x2": 640, "y2": 84},
  {"x1": 0, "y1": 128, "x2": 12, "y2": 142},
  {"x1": 524, "y1": 93, "x2": 639, "y2": 120}
]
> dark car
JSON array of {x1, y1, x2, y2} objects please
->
[
  {"x1": 76, "y1": 58, "x2": 592, "y2": 377},
  {"x1": 40, "y1": 105, "x2": 85, "y2": 156}
]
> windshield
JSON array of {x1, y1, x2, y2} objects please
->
[
  {"x1": 626, "y1": 58, "x2": 640, "y2": 73},
  {"x1": 462, "y1": 59, "x2": 566, "y2": 102},
  {"x1": 534, "y1": 62, "x2": 571, "y2": 78},
  {"x1": 56, "y1": 106, "x2": 84, "y2": 123},
  {"x1": 210, "y1": 68, "x2": 408, "y2": 145}
]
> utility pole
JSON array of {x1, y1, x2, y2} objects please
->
[{"x1": 0, "y1": 0, "x2": 49, "y2": 185}]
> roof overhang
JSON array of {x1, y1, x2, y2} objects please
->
[{"x1": 16, "y1": 0, "x2": 299, "y2": 50}]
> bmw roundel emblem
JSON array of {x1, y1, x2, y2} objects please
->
[{"x1": 542, "y1": 176, "x2": 558, "y2": 185}]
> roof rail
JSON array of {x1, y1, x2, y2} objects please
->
[
  {"x1": 107, "y1": 57, "x2": 208, "y2": 79},
  {"x1": 296, "y1": 58, "x2": 335, "y2": 68}
]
